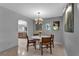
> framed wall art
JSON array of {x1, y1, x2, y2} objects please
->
[
  {"x1": 64, "y1": 3, "x2": 74, "y2": 32},
  {"x1": 53, "y1": 21, "x2": 60, "y2": 31}
]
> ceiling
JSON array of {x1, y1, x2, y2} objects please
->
[{"x1": 0, "y1": 3, "x2": 67, "y2": 19}]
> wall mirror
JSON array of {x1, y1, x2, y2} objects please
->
[
  {"x1": 45, "y1": 23, "x2": 51, "y2": 31},
  {"x1": 36, "y1": 24, "x2": 42, "y2": 31}
]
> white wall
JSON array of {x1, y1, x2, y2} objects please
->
[
  {"x1": 0, "y1": 6, "x2": 33, "y2": 52},
  {"x1": 63, "y1": 4, "x2": 79, "y2": 56}
]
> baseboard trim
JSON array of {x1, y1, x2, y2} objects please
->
[{"x1": 0, "y1": 45, "x2": 18, "y2": 53}]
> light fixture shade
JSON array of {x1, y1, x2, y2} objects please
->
[
  {"x1": 34, "y1": 12, "x2": 43, "y2": 24},
  {"x1": 39, "y1": 17, "x2": 43, "y2": 21},
  {"x1": 34, "y1": 18, "x2": 43, "y2": 24}
]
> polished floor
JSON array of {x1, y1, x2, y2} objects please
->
[
  {"x1": 18, "y1": 39, "x2": 64, "y2": 56},
  {"x1": 0, "y1": 47, "x2": 18, "y2": 56},
  {"x1": 0, "y1": 39, "x2": 65, "y2": 56}
]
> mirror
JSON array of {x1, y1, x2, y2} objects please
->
[
  {"x1": 45, "y1": 23, "x2": 51, "y2": 31},
  {"x1": 36, "y1": 24, "x2": 42, "y2": 31}
]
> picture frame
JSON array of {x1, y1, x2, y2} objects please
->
[{"x1": 53, "y1": 21, "x2": 60, "y2": 31}]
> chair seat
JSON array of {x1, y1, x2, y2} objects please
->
[
  {"x1": 42, "y1": 43, "x2": 50, "y2": 45},
  {"x1": 40, "y1": 42, "x2": 50, "y2": 45}
]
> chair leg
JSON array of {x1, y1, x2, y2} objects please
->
[
  {"x1": 27, "y1": 44, "x2": 29, "y2": 52},
  {"x1": 41, "y1": 45, "x2": 43, "y2": 55},
  {"x1": 52, "y1": 40, "x2": 54, "y2": 48},
  {"x1": 50, "y1": 45, "x2": 52, "y2": 54},
  {"x1": 53, "y1": 43, "x2": 54, "y2": 48},
  {"x1": 34, "y1": 42, "x2": 36, "y2": 50}
]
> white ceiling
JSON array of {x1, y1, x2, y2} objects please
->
[{"x1": 0, "y1": 3, "x2": 67, "y2": 19}]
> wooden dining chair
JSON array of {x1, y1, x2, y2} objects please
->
[
  {"x1": 51, "y1": 34, "x2": 54, "y2": 48},
  {"x1": 40, "y1": 37, "x2": 52, "y2": 55},
  {"x1": 26, "y1": 35, "x2": 36, "y2": 52}
]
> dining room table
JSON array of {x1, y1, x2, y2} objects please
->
[{"x1": 31, "y1": 35, "x2": 51, "y2": 49}]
